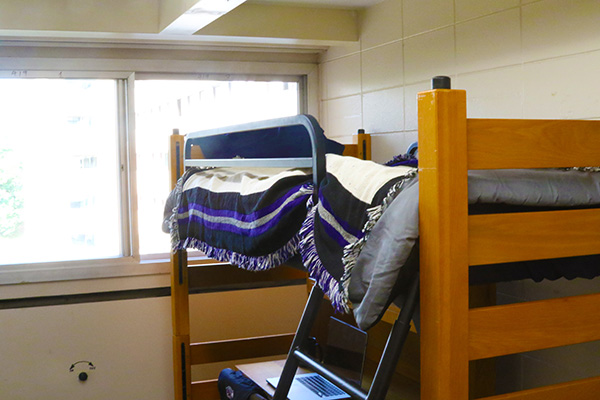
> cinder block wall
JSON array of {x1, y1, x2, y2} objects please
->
[{"x1": 319, "y1": 0, "x2": 600, "y2": 394}]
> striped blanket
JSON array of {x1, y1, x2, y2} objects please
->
[
  {"x1": 299, "y1": 155, "x2": 416, "y2": 311},
  {"x1": 167, "y1": 155, "x2": 417, "y2": 312},
  {"x1": 170, "y1": 166, "x2": 314, "y2": 270}
]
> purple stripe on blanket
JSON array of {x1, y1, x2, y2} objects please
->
[
  {"x1": 180, "y1": 184, "x2": 308, "y2": 222},
  {"x1": 179, "y1": 194, "x2": 309, "y2": 237},
  {"x1": 317, "y1": 191, "x2": 364, "y2": 238},
  {"x1": 318, "y1": 217, "x2": 351, "y2": 247}
]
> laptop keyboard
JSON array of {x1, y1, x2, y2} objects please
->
[{"x1": 297, "y1": 374, "x2": 346, "y2": 398}]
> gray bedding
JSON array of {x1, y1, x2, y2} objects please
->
[{"x1": 349, "y1": 169, "x2": 600, "y2": 330}]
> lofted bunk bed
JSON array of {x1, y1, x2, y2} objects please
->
[
  {"x1": 167, "y1": 115, "x2": 373, "y2": 400},
  {"x1": 166, "y1": 77, "x2": 600, "y2": 400}
]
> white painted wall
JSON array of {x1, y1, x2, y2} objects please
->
[
  {"x1": 0, "y1": 295, "x2": 173, "y2": 400},
  {"x1": 0, "y1": 281, "x2": 306, "y2": 399}
]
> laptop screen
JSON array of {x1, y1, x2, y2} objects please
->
[{"x1": 323, "y1": 317, "x2": 368, "y2": 386}]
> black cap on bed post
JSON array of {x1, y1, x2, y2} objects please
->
[{"x1": 432, "y1": 76, "x2": 451, "y2": 89}]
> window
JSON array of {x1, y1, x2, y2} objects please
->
[
  {"x1": 0, "y1": 79, "x2": 123, "y2": 265},
  {"x1": 134, "y1": 79, "x2": 300, "y2": 256},
  {"x1": 0, "y1": 76, "x2": 302, "y2": 270}
]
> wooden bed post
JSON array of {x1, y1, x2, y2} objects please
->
[
  {"x1": 170, "y1": 130, "x2": 192, "y2": 400},
  {"x1": 342, "y1": 129, "x2": 372, "y2": 160},
  {"x1": 418, "y1": 87, "x2": 470, "y2": 399},
  {"x1": 355, "y1": 129, "x2": 371, "y2": 160}
]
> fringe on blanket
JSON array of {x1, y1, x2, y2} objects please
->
[
  {"x1": 340, "y1": 171, "x2": 418, "y2": 306},
  {"x1": 298, "y1": 196, "x2": 350, "y2": 313},
  {"x1": 173, "y1": 234, "x2": 302, "y2": 272}
]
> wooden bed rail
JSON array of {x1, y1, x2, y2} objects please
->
[
  {"x1": 469, "y1": 293, "x2": 600, "y2": 360},
  {"x1": 418, "y1": 86, "x2": 600, "y2": 399},
  {"x1": 469, "y1": 208, "x2": 600, "y2": 265},
  {"x1": 467, "y1": 119, "x2": 600, "y2": 169},
  {"x1": 481, "y1": 376, "x2": 600, "y2": 400},
  {"x1": 191, "y1": 333, "x2": 295, "y2": 365}
]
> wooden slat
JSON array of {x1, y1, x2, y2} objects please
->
[
  {"x1": 479, "y1": 376, "x2": 600, "y2": 400},
  {"x1": 188, "y1": 264, "x2": 307, "y2": 293},
  {"x1": 469, "y1": 209, "x2": 600, "y2": 266},
  {"x1": 469, "y1": 293, "x2": 600, "y2": 360},
  {"x1": 418, "y1": 88, "x2": 470, "y2": 400},
  {"x1": 467, "y1": 119, "x2": 600, "y2": 170},
  {"x1": 191, "y1": 379, "x2": 219, "y2": 400},
  {"x1": 191, "y1": 333, "x2": 294, "y2": 365}
]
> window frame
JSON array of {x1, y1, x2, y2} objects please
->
[{"x1": 0, "y1": 55, "x2": 316, "y2": 285}]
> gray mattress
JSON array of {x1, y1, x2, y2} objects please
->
[{"x1": 348, "y1": 169, "x2": 600, "y2": 330}]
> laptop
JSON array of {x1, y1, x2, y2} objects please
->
[{"x1": 267, "y1": 317, "x2": 368, "y2": 400}]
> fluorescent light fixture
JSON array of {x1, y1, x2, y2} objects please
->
[{"x1": 161, "y1": 0, "x2": 247, "y2": 35}]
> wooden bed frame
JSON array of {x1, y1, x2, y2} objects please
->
[
  {"x1": 418, "y1": 84, "x2": 600, "y2": 399},
  {"x1": 168, "y1": 126, "x2": 371, "y2": 400},
  {"x1": 169, "y1": 82, "x2": 600, "y2": 400}
]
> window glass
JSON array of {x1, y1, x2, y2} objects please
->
[
  {"x1": 0, "y1": 79, "x2": 122, "y2": 265},
  {"x1": 135, "y1": 79, "x2": 299, "y2": 256}
]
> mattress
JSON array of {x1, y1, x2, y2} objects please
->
[{"x1": 348, "y1": 168, "x2": 600, "y2": 330}]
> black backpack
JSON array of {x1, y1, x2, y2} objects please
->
[{"x1": 218, "y1": 368, "x2": 269, "y2": 400}]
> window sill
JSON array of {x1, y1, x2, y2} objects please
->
[
  {"x1": 0, "y1": 256, "x2": 303, "y2": 305},
  {"x1": 0, "y1": 257, "x2": 171, "y2": 287},
  {"x1": 0, "y1": 253, "x2": 228, "y2": 287}
]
